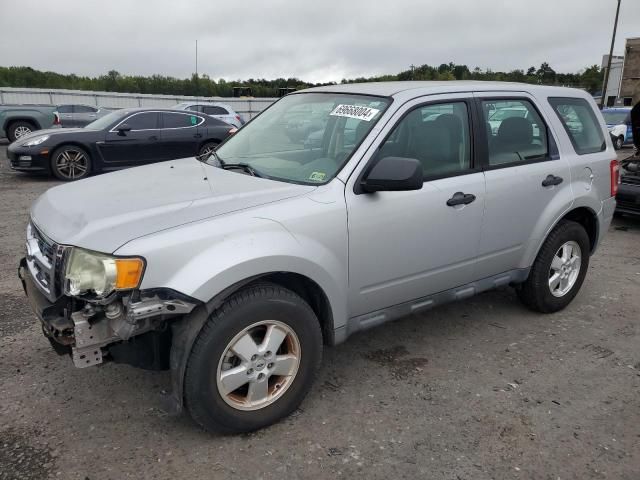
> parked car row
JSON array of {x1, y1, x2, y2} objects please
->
[
  {"x1": 1, "y1": 101, "x2": 245, "y2": 142},
  {"x1": 7, "y1": 108, "x2": 236, "y2": 180}
]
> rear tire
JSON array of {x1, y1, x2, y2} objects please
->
[
  {"x1": 517, "y1": 220, "x2": 590, "y2": 313},
  {"x1": 50, "y1": 145, "x2": 92, "y2": 181},
  {"x1": 8, "y1": 121, "x2": 36, "y2": 142},
  {"x1": 184, "y1": 283, "x2": 323, "y2": 434}
]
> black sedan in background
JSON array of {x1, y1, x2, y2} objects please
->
[{"x1": 7, "y1": 108, "x2": 236, "y2": 181}]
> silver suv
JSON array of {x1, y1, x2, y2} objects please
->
[{"x1": 19, "y1": 82, "x2": 618, "y2": 433}]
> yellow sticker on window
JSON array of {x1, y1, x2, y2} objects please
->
[{"x1": 309, "y1": 171, "x2": 326, "y2": 182}]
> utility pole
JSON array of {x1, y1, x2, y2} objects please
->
[{"x1": 601, "y1": 0, "x2": 622, "y2": 108}]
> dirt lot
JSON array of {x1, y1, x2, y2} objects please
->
[{"x1": 0, "y1": 142, "x2": 639, "y2": 480}]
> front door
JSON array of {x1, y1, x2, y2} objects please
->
[
  {"x1": 346, "y1": 95, "x2": 486, "y2": 317},
  {"x1": 99, "y1": 111, "x2": 161, "y2": 166}
]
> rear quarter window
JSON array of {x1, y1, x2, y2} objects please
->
[{"x1": 548, "y1": 97, "x2": 605, "y2": 155}]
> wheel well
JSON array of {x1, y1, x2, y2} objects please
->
[
  {"x1": 560, "y1": 207, "x2": 598, "y2": 252},
  {"x1": 199, "y1": 139, "x2": 220, "y2": 148},
  {"x1": 250, "y1": 273, "x2": 334, "y2": 345},
  {"x1": 7, "y1": 118, "x2": 38, "y2": 130}
]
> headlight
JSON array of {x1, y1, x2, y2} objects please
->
[
  {"x1": 64, "y1": 248, "x2": 145, "y2": 298},
  {"x1": 23, "y1": 135, "x2": 49, "y2": 147}
]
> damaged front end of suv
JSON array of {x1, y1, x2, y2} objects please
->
[
  {"x1": 19, "y1": 221, "x2": 199, "y2": 370},
  {"x1": 616, "y1": 102, "x2": 640, "y2": 216}
]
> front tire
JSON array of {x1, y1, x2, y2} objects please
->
[
  {"x1": 517, "y1": 220, "x2": 590, "y2": 313},
  {"x1": 184, "y1": 283, "x2": 323, "y2": 434},
  {"x1": 50, "y1": 145, "x2": 92, "y2": 181}
]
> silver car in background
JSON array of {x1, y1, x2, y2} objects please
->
[
  {"x1": 173, "y1": 101, "x2": 245, "y2": 128},
  {"x1": 20, "y1": 81, "x2": 618, "y2": 434}
]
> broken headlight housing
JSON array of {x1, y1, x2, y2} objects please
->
[{"x1": 64, "y1": 247, "x2": 145, "y2": 298}]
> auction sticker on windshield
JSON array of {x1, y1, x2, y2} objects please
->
[{"x1": 330, "y1": 104, "x2": 380, "y2": 122}]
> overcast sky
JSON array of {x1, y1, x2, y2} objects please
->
[{"x1": 1, "y1": 0, "x2": 639, "y2": 83}]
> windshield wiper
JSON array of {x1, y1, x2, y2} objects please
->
[
  {"x1": 220, "y1": 162, "x2": 264, "y2": 178},
  {"x1": 206, "y1": 153, "x2": 263, "y2": 178}
]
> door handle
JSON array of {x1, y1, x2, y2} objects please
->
[
  {"x1": 446, "y1": 192, "x2": 476, "y2": 207},
  {"x1": 148, "y1": 135, "x2": 158, "y2": 141},
  {"x1": 542, "y1": 174, "x2": 563, "y2": 187}
]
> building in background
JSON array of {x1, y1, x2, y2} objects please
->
[
  {"x1": 601, "y1": 54, "x2": 625, "y2": 106},
  {"x1": 619, "y1": 37, "x2": 640, "y2": 107}
]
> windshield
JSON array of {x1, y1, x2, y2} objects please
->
[
  {"x1": 214, "y1": 93, "x2": 391, "y2": 185},
  {"x1": 84, "y1": 110, "x2": 126, "y2": 130},
  {"x1": 601, "y1": 110, "x2": 629, "y2": 125}
]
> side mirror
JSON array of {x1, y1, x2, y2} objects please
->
[
  {"x1": 116, "y1": 123, "x2": 132, "y2": 135},
  {"x1": 360, "y1": 156, "x2": 423, "y2": 193}
]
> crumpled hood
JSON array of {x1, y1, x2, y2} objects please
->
[{"x1": 31, "y1": 157, "x2": 315, "y2": 252}]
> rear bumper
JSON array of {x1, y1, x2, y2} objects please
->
[
  {"x1": 7, "y1": 144, "x2": 50, "y2": 172},
  {"x1": 616, "y1": 180, "x2": 640, "y2": 216}
]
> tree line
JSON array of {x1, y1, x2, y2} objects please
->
[{"x1": 0, "y1": 62, "x2": 603, "y2": 98}]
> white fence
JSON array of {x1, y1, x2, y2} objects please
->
[{"x1": 0, "y1": 87, "x2": 277, "y2": 119}]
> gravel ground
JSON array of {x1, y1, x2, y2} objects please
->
[{"x1": 0, "y1": 141, "x2": 639, "y2": 480}]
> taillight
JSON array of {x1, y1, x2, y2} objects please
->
[
  {"x1": 235, "y1": 115, "x2": 241, "y2": 122},
  {"x1": 610, "y1": 159, "x2": 620, "y2": 197},
  {"x1": 53, "y1": 112, "x2": 61, "y2": 125}
]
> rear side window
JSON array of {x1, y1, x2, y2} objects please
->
[
  {"x1": 162, "y1": 112, "x2": 202, "y2": 128},
  {"x1": 74, "y1": 105, "x2": 97, "y2": 113},
  {"x1": 57, "y1": 105, "x2": 73, "y2": 113},
  {"x1": 203, "y1": 106, "x2": 229, "y2": 115},
  {"x1": 548, "y1": 97, "x2": 605, "y2": 155},
  {"x1": 481, "y1": 99, "x2": 548, "y2": 166}
]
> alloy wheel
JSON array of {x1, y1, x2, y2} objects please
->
[
  {"x1": 14, "y1": 125, "x2": 32, "y2": 139},
  {"x1": 548, "y1": 240, "x2": 581, "y2": 297},
  {"x1": 216, "y1": 320, "x2": 301, "y2": 411},
  {"x1": 55, "y1": 149, "x2": 88, "y2": 180}
]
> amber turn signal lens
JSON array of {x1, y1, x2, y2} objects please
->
[{"x1": 114, "y1": 258, "x2": 145, "y2": 289}]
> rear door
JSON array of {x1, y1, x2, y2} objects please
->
[
  {"x1": 72, "y1": 105, "x2": 98, "y2": 127},
  {"x1": 159, "y1": 111, "x2": 204, "y2": 159},
  {"x1": 99, "y1": 111, "x2": 162, "y2": 166},
  {"x1": 203, "y1": 105, "x2": 236, "y2": 126},
  {"x1": 57, "y1": 105, "x2": 74, "y2": 127},
  {"x1": 473, "y1": 94, "x2": 573, "y2": 279}
]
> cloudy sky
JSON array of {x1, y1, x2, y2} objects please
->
[{"x1": 1, "y1": 0, "x2": 639, "y2": 83}]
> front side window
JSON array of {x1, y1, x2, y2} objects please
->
[
  {"x1": 57, "y1": 105, "x2": 73, "y2": 113},
  {"x1": 548, "y1": 97, "x2": 605, "y2": 155},
  {"x1": 482, "y1": 99, "x2": 548, "y2": 166},
  {"x1": 123, "y1": 112, "x2": 159, "y2": 130},
  {"x1": 376, "y1": 101, "x2": 471, "y2": 178},
  {"x1": 162, "y1": 112, "x2": 202, "y2": 129},
  {"x1": 214, "y1": 93, "x2": 391, "y2": 185}
]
